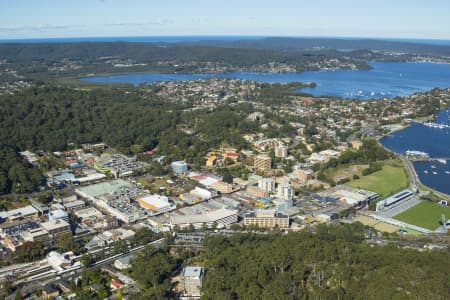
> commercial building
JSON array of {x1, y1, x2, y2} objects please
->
[
  {"x1": 95, "y1": 153, "x2": 145, "y2": 178},
  {"x1": 136, "y1": 194, "x2": 173, "y2": 214},
  {"x1": 258, "y1": 178, "x2": 276, "y2": 193},
  {"x1": 76, "y1": 180, "x2": 147, "y2": 223},
  {"x1": 171, "y1": 161, "x2": 189, "y2": 174},
  {"x1": 254, "y1": 155, "x2": 272, "y2": 171},
  {"x1": 181, "y1": 266, "x2": 204, "y2": 299},
  {"x1": 244, "y1": 210, "x2": 290, "y2": 228},
  {"x1": 40, "y1": 220, "x2": 71, "y2": 236},
  {"x1": 170, "y1": 208, "x2": 238, "y2": 229},
  {"x1": 75, "y1": 207, "x2": 104, "y2": 225},
  {"x1": 0, "y1": 206, "x2": 39, "y2": 223},
  {"x1": 48, "y1": 209, "x2": 69, "y2": 222},
  {"x1": 317, "y1": 186, "x2": 379, "y2": 207}
]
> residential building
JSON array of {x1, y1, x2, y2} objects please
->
[
  {"x1": 275, "y1": 145, "x2": 288, "y2": 158},
  {"x1": 254, "y1": 155, "x2": 272, "y2": 171},
  {"x1": 210, "y1": 181, "x2": 234, "y2": 194},
  {"x1": 277, "y1": 184, "x2": 295, "y2": 201},
  {"x1": 295, "y1": 169, "x2": 314, "y2": 181},
  {"x1": 258, "y1": 178, "x2": 276, "y2": 193}
]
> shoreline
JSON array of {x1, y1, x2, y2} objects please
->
[{"x1": 378, "y1": 109, "x2": 450, "y2": 198}]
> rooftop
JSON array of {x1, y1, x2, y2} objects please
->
[
  {"x1": 76, "y1": 179, "x2": 131, "y2": 198},
  {"x1": 183, "y1": 266, "x2": 204, "y2": 278}
]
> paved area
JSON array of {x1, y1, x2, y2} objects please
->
[{"x1": 377, "y1": 196, "x2": 422, "y2": 218}]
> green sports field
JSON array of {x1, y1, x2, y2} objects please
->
[
  {"x1": 394, "y1": 201, "x2": 450, "y2": 230},
  {"x1": 346, "y1": 164, "x2": 408, "y2": 197}
]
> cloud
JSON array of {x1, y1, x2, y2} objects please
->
[
  {"x1": 0, "y1": 24, "x2": 86, "y2": 34},
  {"x1": 103, "y1": 19, "x2": 173, "y2": 27}
]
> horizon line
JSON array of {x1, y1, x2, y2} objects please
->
[{"x1": 1, "y1": 34, "x2": 450, "y2": 43}]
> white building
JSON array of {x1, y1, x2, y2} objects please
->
[
  {"x1": 182, "y1": 266, "x2": 204, "y2": 298},
  {"x1": 258, "y1": 178, "x2": 276, "y2": 193},
  {"x1": 136, "y1": 194, "x2": 174, "y2": 214},
  {"x1": 277, "y1": 184, "x2": 295, "y2": 201},
  {"x1": 171, "y1": 161, "x2": 188, "y2": 174},
  {"x1": 275, "y1": 145, "x2": 288, "y2": 158}
]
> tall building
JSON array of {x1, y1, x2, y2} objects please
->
[
  {"x1": 275, "y1": 145, "x2": 288, "y2": 158},
  {"x1": 277, "y1": 184, "x2": 295, "y2": 201},
  {"x1": 244, "y1": 210, "x2": 289, "y2": 228},
  {"x1": 182, "y1": 266, "x2": 204, "y2": 298},
  {"x1": 254, "y1": 155, "x2": 272, "y2": 171},
  {"x1": 258, "y1": 178, "x2": 276, "y2": 193}
]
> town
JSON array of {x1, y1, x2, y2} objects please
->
[{"x1": 0, "y1": 76, "x2": 449, "y2": 298}]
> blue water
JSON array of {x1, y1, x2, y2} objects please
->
[
  {"x1": 0, "y1": 35, "x2": 265, "y2": 44},
  {"x1": 381, "y1": 110, "x2": 450, "y2": 195},
  {"x1": 82, "y1": 62, "x2": 450, "y2": 100},
  {"x1": 2, "y1": 36, "x2": 450, "y2": 45}
]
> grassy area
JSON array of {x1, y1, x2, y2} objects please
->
[
  {"x1": 346, "y1": 163, "x2": 408, "y2": 197},
  {"x1": 394, "y1": 201, "x2": 450, "y2": 230}
]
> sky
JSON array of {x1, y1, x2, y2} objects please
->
[{"x1": 1, "y1": 0, "x2": 450, "y2": 40}]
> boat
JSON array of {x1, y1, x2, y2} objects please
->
[
  {"x1": 436, "y1": 158, "x2": 447, "y2": 164},
  {"x1": 445, "y1": 171, "x2": 450, "y2": 174},
  {"x1": 432, "y1": 171, "x2": 438, "y2": 175},
  {"x1": 424, "y1": 170, "x2": 428, "y2": 174},
  {"x1": 431, "y1": 165, "x2": 436, "y2": 169},
  {"x1": 405, "y1": 150, "x2": 429, "y2": 158}
]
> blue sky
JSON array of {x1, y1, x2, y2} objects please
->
[{"x1": 1, "y1": 0, "x2": 450, "y2": 39}]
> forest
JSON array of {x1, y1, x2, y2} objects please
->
[
  {"x1": 199, "y1": 225, "x2": 450, "y2": 300},
  {"x1": 0, "y1": 86, "x2": 261, "y2": 194}
]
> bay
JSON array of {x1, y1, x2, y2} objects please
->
[{"x1": 82, "y1": 62, "x2": 450, "y2": 100}]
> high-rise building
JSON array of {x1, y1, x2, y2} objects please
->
[
  {"x1": 254, "y1": 155, "x2": 272, "y2": 171},
  {"x1": 277, "y1": 184, "x2": 295, "y2": 201},
  {"x1": 258, "y1": 178, "x2": 276, "y2": 193}
]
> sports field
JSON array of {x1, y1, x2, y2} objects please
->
[
  {"x1": 394, "y1": 201, "x2": 450, "y2": 230},
  {"x1": 346, "y1": 164, "x2": 408, "y2": 197}
]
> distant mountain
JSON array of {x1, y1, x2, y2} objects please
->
[{"x1": 178, "y1": 37, "x2": 450, "y2": 57}]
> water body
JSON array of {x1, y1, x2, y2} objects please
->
[
  {"x1": 381, "y1": 110, "x2": 450, "y2": 195},
  {"x1": 3, "y1": 36, "x2": 450, "y2": 45},
  {"x1": 82, "y1": 62, "x2": 450, "y2": 100}
]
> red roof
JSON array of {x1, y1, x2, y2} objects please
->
[
  {"x1": 111, "y1": 279, "x2": 122, "y2": 289},
  {"x1": 226, "y1": 152, "x2": 240, "y2": 157}
]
